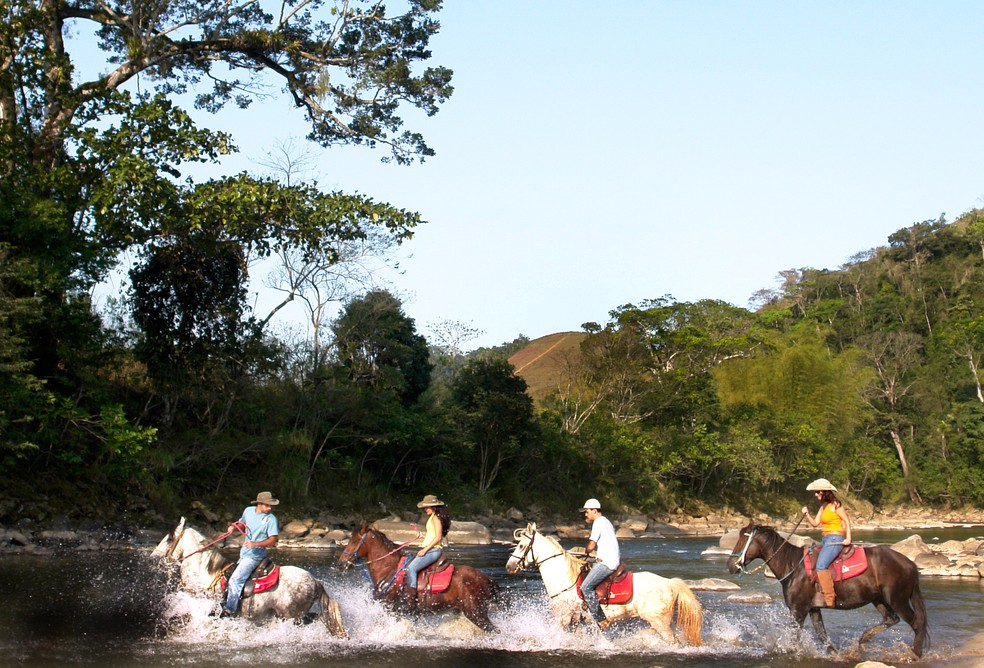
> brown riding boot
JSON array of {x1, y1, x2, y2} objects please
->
[{"x1": 816, "y1": 569, "x2": 836, "y2": 608}]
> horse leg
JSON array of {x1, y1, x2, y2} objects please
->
[
  {"x1": 855, "y1": 602, "x2": 899, "y2": 653},
  {"x1": 807, "y1": 609, "x2": 837, "y2": 654},
  {"x1": 458, "y1": 583, "x2": 497, "y2": 633},
  {"x1": 461, "y1": 601, "x2": 496, "y2": 633}
]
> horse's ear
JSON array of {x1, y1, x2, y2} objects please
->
[
  {"x1": 529, "y1": 521, "x2": 537, "y2": 532},
  {"x1": 358, "y1": 519, "x2": 369, "y2": 531},
  {"x1": 177, "y1": 517, "x2": 186, "y2": 532}
]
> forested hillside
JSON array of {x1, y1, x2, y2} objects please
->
[
  {"x1": 511, "y1": 211, "x2": 984, "y2": 513},
  {"x1": 2, "y1": 2, "x2": 982, "y2": 525}
]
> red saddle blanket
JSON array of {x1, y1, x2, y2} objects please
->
[
  {"x1": 804, "y1": 545, "x2": 869, "y2": 582},
  {"x1": 576, "y1": 568, "x2": 634, "y2": 606},
  {"x1": 220, "y1": 563, "x2": 281, "y2": 597},
  {"x1": 395, "y1": 556, "x2": 455, "y2": 594}
]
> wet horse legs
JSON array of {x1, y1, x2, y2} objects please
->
[{"x1": 856, "y1": 602, "x2": 900, "y2": 651}]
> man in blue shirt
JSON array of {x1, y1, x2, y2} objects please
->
[{"x1": 221, "y1": 491, "x2": 280, "y2": 617}]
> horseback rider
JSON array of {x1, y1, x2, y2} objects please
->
[
  {"x1": 579, "y1": 498, "x2": 620, "y2": 630},
  {"x1": 400, "y1": 494, "x2": 451, "y2": 614},
  {"x1": 221, "y1": 491, "x2": 280, "y2": 618},
  {"x1": 801, "y1": 478, "x2": 852, "y2": 607}
]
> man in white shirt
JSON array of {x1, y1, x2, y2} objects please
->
[{"x1": 579, "y1": 498, "x2": 620, "y2": 630}]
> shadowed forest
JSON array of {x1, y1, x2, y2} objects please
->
[{"x1": 3, "y1": 2, "x2": 983, "y2": 524}]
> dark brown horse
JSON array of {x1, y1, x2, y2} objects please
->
[
  {"x1": 338, "y1": 520, "x2": 499, "y2": 632},
  {"x1": 726, "y1": 523, "x2": 929, "y2": 658}
]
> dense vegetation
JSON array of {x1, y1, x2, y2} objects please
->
[{"x1": 2, "y1": 2, "x2": 982, "y2": 524}]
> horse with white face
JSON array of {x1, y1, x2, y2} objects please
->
[
  {"x1": 505, "y1": 522, "x2": 702, "y2": 645},
  {"x1": 152, "y1": 517, "x2": 346, "y2": 637}
]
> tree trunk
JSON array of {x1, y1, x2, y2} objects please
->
[
  {"x1": 890, "y1": 429, "x2": 921, "y2": 503},
  {"x1": 965, "y1": 350, "x2": 984, "y2": 403}
]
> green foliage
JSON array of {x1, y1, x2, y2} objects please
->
[
  {"x1": 332, "y1": 290, "x2": 433, "y2": 406},
  {"x1": 448, "y1": 357, "x2": 536, "y2": 496},
  {"x1": 5, "y1": 0, "x2": 984, "y2": 520}
]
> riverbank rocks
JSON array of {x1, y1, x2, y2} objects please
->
[
  {"x1": 717, "y1": 528, "x2": 814, "y2": 552},
  {"x1": 726, "y1": 592, "x2": 772, "y2": 604},
  {"x1": 685, "y1": 578, "x2": 741, "y2": 592},
  {"x1": 366, "y1": 519, "x2": 492, "y2": 546},
  {"x1": 280, "y1": 519, "x2": 311, "y2": 540},
  {"x1": 889, "y1": 533, "x2": 984, "y2": 577}
]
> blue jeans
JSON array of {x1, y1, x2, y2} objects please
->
[
  {"x1": 225, "y1": 555, "x2": 262, "y2": 613},
  {"x1": 580, "y1": 562, "x2": 614, "y2": 622},
  {"x1": 816, "y1": 534, "x2": 845, "y2": 571},
  {"x1": 405, "y1": 548, "x2": 442, "y2": 589}
]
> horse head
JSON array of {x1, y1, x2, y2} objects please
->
[
  {"x1": 726, "y1": 522, "x2": 764, "y2": 574},
  {"x1": 152, "y1": 516, "x2": 188, "y2": 560},
  {"x1": 505, "y1": 522, "x2": 541, "y2": 574},
  {"x1": 337, "y1": 520, "x2": 371, "y2": 570}
]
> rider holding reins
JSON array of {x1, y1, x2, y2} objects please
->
[
  {"x1": 400, "y1": 494, "x2": 451, "y2": 614},
  {"x1": 801, "y1": 478, "x2": 852, "y2": 607},
  {"x1": 221, "y1": 491, "x2": 280, "y2": 618}
]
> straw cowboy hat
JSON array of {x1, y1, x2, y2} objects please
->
[
  {"x1": 251, "y1": 491, "x2": 280, "y2": 506},
  {"x1": 806, "y1": 478, "x2": 838, "y2": 492},
  {"x1": 417, "y1": 494, "x2": 445, "y2": 508}
]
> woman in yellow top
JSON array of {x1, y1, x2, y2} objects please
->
[
  {"x1": 800, "y1": 478, "x2": 852, "y2": 607},
  {"x1": 400, "y1": 494, "x2": 451, "y2": 613}
]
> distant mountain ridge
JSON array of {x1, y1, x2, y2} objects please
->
[{"x1": 507, "y1": 331, "x2": 587, "y2": 402}]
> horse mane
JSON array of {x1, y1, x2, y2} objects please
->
[
  {"x1": 205, "y1": 546, "x2": 227, "y2": 573},
  {"x1": 368, "y1": 526, "x2": 400, "y2": 551},
  {"x1": 177, "y1": 523, "x2": 227, "y2": 575}
]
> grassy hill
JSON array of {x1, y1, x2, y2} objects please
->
[{"x1": 507, "y1": 332, "x2": 587, "y2": 403}]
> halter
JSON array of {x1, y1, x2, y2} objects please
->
[
  {"x1": 511, "y1": 529, "x2": 580, "y2": 598},
  {"x1": 511, "y1": 529, "x2": 566, "y2": 572},
  {"x1": 340, "y1": 528, "x2": 421, "y2": 597},
  {"x1": 178, "y1": 522, "x2": 246, "y2": 562},
  {"x1": 730, "y1": 516, "x2": 806, "y2": 582}
]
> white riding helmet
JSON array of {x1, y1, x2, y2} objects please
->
[{"x1": 580, "y1": 498, "x2": 602, "y2": 510}]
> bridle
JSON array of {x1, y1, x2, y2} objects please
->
[
  {"x1": 730, "y1": 517, "x2": 806, "y2": 582},
  {"x1": 510, "y1": 528, "x2": 582, "y2": 598},
  {"x1": 730, "y1": 526, "x2": 758, "y2": 573},
  {"x1": 511, "y1": 528, "x2": 565, "y2": 571},
  {"x1": 339, "y1": 528, "x2": 421, "y2": 597}
]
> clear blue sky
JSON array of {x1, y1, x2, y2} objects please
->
[{"x1": 87, "y1": 2, "x2": 984, "y2": 351}]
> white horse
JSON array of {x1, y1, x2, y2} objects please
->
[
  {"x1": 505, "y1": 522, "x2": 702, "y2": 645},
  {"x1": 152, "y1": 517, "x2": 346, "y2": 637}
]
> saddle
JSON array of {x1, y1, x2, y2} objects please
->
[
  {"x1": 220, "y1": 557, "x2": 281, "y2": 598},
  {"x1": 395, "y1": 555, "x2": 455, "y2": 594},
  {"x1": 804, "y1": 544, "x2": 869, "y2": 583},
  {"x1": 576, "y1": 564, "x2": 634, "y2": 605}
]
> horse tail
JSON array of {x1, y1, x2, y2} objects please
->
[
  {"x1": 315, "y1": 580, "x2": 347, "y2": 638},
  {"x1": 910, "y1": 575, "x2": 930, "y2": 656},
  {"x1": 671, "y1": 579, "x2": 703, "y2": 646}
]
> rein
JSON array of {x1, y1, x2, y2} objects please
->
[
  {"x1": 731, "y1": 515, "x2": 806, "y2": 579},
  {"x1": 513, "y1": 531, "x2": 581, "y2": 599},
  {"x1": 178, "y1": 522, "x2": 246, "y2": 562},
  {"x1": 341, "y1": 528, "x2": 422, "y2": 597}
]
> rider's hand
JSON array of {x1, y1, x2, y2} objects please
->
[{"x1": 801, "y1": 506, "x2": 809, "y2": 515}]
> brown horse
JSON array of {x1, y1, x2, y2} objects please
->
[
  {"x1": 726, "y1": 523, "x2": 929, "y2": 658},
  {"x1": 337, "y1": 520, "x2": 499, "y2": 632}
]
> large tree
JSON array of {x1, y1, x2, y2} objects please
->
[{"x1": 0, "y1": 0, "x2": 451, "y2": 494}]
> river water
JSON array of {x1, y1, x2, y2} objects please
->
[{"x1": 2, "y1": 526, "x2": 983, "y2": 667}]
